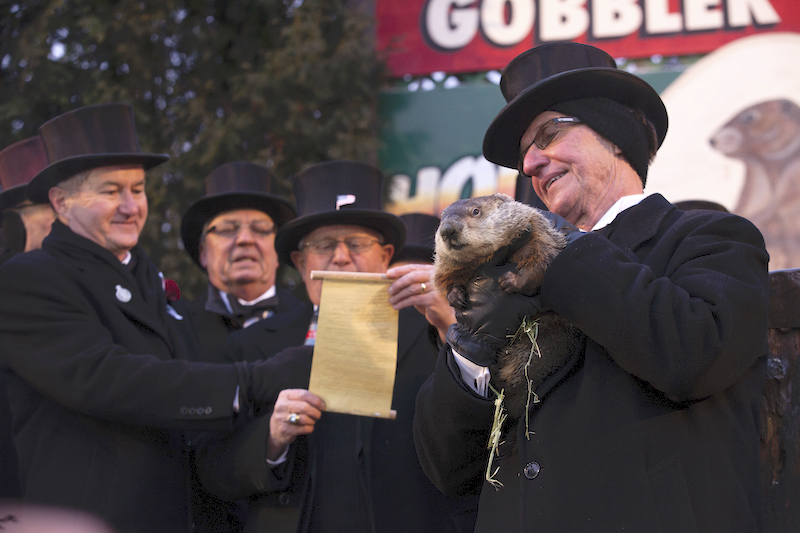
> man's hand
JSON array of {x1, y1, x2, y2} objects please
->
[
  {"x1": 538, "y1": 209, "x2": 584, "y2": 244},
  {"x1": 267, "y1": 389, "x2": 325, "y2": 461},
  {"x1": 386, "y1": 263, "x2": 455, "y2": 342},
  {"x1": 447, "y1": 263, "x2": 547, "y2": 367}
]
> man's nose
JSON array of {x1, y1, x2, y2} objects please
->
[
  {"x1": 118, "y1": 190, "x2": 140, "y2": 214},
  {"x1": 330, "y1": 241, "x2": 353, "y2": 264}
]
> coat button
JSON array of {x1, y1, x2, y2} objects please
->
[
  {"x1": 524, "y1": 462, "x2": 541, "y2": 480},
  {"x1": 278, "y1": 492, "x2": 291, "y2": 506}
]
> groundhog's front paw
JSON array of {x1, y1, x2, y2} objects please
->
[
  {"x1": 499, "y1": 271, "x2": 524, "y2": 293},
  {"x1": 447, "y1": 285, "x2": 468, "y2": 308}
]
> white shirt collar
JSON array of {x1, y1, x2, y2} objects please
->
[
  {"x1": 120, "y1": 251, "x2": 132, "y2": 265},
  {"x1": 219, "y1": 285, "x2": 277, "y2": 313},
  {"x1": 591, "y1": 193, "x2": 649, "y2": 231}
]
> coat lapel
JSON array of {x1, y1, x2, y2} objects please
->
[{"x1": 45, "y1": 222, "x2": 174, "y2": 349}]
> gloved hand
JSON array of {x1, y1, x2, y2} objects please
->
[
  {"x1": 447, "y1": 263, "x2": 548, "y2": 367},
  {"x1": 537, "y1": 209, "x2": 584, "y2": 245}
]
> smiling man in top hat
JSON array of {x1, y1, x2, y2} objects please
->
[
  {"x1": 0, "y1": 103, "x2": 316, "y2": 533},
  {"x1": 413, "y1": 42, "x2": 769, "y2": 532},
  {"x1": 195, "y1": 160, "x2": 477, "y2": 533}
]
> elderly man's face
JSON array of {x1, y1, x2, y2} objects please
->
[
  {"x1": 290, "y1": 224, "x2": 394, "y2": 306},
  {"x1": 199, "y1": 209, "x2": 279, "y2": 301},
  {"x1": 50, "y1": 165, "x2": 147, "y2": 261},
  {"x1": 519, "y1": 111, "x2": 636, "y2": 230}
]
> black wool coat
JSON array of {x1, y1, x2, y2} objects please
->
[
  {"x1": 177, "y1": 284, "x2": 313, "y2": 533},
  {"x1": 0, "y1": 222, "x2": 245, "y2": 533},
  {"x1": 197, "y1": 307, "x2": 479, "y2": 533},
  {"x1": 0, "y1": 249, "x2": 21, "y2": 499},
  {"x1": 414, "y1": 194, "x2": 770, "y2": 533}
]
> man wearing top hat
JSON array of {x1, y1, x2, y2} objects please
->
[
  {"x1": 179, "y1": 161, "x2": 313, "y2": 533},
  {"x1": 179, "y1": 161, "x2": 312, "y2": 363},
  {"x1": 413, "y1": 42, "x2": 769, "y2": 532},
  {"x1": 0, "y1": 134, "x2": 54, "y2": 501},
  {"x1": 195, "y1": 160, "x2": 477, "y2": 533},
  {"x1": 0, "y1": 103, "x2": 315, "y2": 533}
]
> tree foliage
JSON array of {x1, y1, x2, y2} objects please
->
[{"x1": 0, "y1": 0, "x2": 384, "y2": 298}]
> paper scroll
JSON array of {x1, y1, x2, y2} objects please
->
[{"x1": 308, "y1": 270, "x2": 398, "y2": 419}]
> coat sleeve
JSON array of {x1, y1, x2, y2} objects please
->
[
  {"x1": 193, "y1": 345, "x2": 314, "y2": 498},
  {"x1": 193, "y1": 415, "x2": 295, "y2": 500},
  {"x1": 539, "y1": 212, "x2": 769, "y2": 403},
  {"x1": 413, "y1": 343, "x2": 495, "y2": 496},
  {"x1": 0, "y1": 255, "x2": 241, "y2": 430}
]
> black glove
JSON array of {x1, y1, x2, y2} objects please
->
[
  {"x1": 537, "y1": 209, "x2": 584, "y2": 245},
  {"x1": 447, "y1": 263, "x2": 548, "y2": 367}
]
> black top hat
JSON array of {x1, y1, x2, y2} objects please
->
[
  {"x1": 483, "y1": 42, "x2": 668, "y2": 170},
  {"x1": 275, "y1": 160, "x2": 406, "y2": 265},
  {"x1": 181, "y1": 161, "x2": 296, "y2": 267},
  {"x1": 26, "y1": 103, "x2": 169, "y2": 203},
  {"x1": 391, "y1": 213, "x2": 440, "y2": 265},
  {"x1": 0, "y1": 136, "x2": 50, "y2": 212}
]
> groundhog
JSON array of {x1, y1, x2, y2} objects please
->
[{"x1": 433, "y1": 193, "x2": 584, "y2": 421}]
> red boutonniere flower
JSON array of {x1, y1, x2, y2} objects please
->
[{"x1": 164, "y1": 279, "x2": 180, "y2": 303}]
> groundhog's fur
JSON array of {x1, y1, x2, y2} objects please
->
[{"x1": 434, "y1": 193, "x2": 584, "y2": 421}]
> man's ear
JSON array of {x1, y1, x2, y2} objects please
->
[
  {"x1": 380, "y1": 244, "x2": 395, "y2": 270},
  {"x1": 48, "y1": 187, "x2": 68, "y2": 218},
  {"x1": 290, "y1": 250, "x2": 306, "y2": 274},
  {"x1": 198, "y1": 241, "x2": 208, "y2": 269}
]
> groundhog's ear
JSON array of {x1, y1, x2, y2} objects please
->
[{"x1": 495, "y1": 192, "x2": 513, "y2": 203}]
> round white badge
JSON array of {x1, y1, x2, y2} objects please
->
[{"x1": 115, "y1": 284, "x2": 132, "y2": 303}]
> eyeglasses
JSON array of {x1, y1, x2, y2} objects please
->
[
  {"x1": 517, "y1": 117, "x2": 582, "y2": 177},
  {"x1": 204, "y1": 221, "x2": 276, "y2": 239},
  {"x1": 300, "y1": 237, "x2": 383, "y2": 256}
]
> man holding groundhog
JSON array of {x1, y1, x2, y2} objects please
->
[{"x1": 413, "y1": 42, "x2": 769, "y2": 532}]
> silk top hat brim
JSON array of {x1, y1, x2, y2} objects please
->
[
  {"x1": 274, "y1": 160, "x2": 406, "y2": 266},
  {"x1": 483, "y1": 42, "x2": 668, "y2": 170},
  {"x1": 181, "y1": 191, "x2": 296, "y2": 267},
  {"x1": 181, "y1": 161, "x2": 296, "y2": 267},
  {"x1": 276, "y1": 209, "x2": 406, "y2": 266},
  {"x1": 0, "y1": 185, "x2": 27, "y2": 213},
  {"x1": 26, "y1": 103, "x2": 169, "y2": 204},
  {"x1": 27, "y1": 154, "x2": 169, "y2": 204}
]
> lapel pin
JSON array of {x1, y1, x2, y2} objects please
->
[{"x1": 115, "y1": 284, "x2": 132, "y2": 303}]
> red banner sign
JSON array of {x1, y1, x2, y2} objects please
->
[{"x1": 377, "y1": 0, "x2": 800, "y2": 77}]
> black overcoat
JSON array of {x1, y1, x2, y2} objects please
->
[
  {"x1": 414, "y1": 194, "x2": 770, "y2": 533},
  {"x1": 0, "y1": 222, "x2": 246, "y2": 533},
  {"x1": 197, "y1": 307, "x2": 479, "y2": 533},
  {"x1": 178, "y1": 285, "x2": 313, "y2": 533}
]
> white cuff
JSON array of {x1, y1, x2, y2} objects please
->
[
  {"x1": 267, "y1": 445, "x2": 290, "y2": 467},
  {"x1": 452, "y1": 348, "x2": 491, "y2": 397}
]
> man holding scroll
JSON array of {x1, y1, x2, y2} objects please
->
[{"x1": 195, "y1": 160, "x2": 477, "y2": 533}]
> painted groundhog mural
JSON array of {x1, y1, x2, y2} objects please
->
[{"x1": 710, "y1": 99, "x2": 800, "y2": 270}]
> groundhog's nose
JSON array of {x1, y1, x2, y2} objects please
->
[{"x1": 439, "y1": 223, "x2": 458, "y2": 243}]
